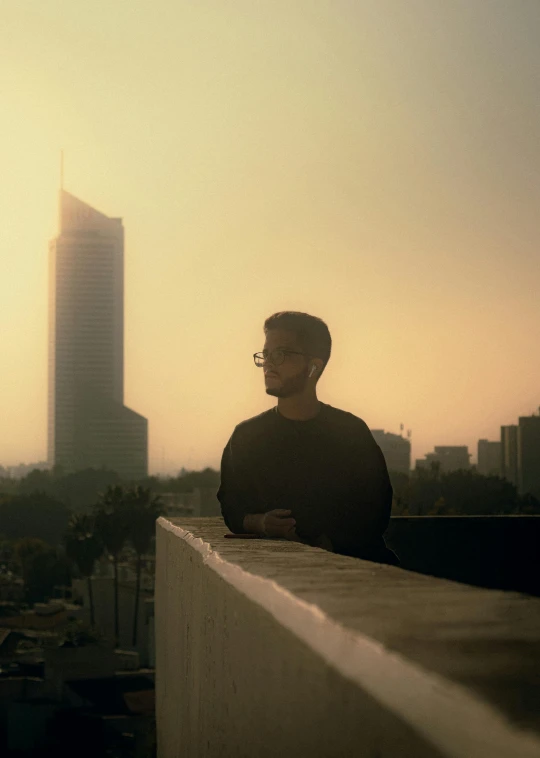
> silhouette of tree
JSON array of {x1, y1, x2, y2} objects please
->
[
  {"x1": 146, "y1": 467, "x2": 220, "y2": 494},
  {"x1": 93, "y1": 486, "x2": 130, "y2": 647},
  {"x1": 0, "y1": 493, "x2": 70, "y2": 545},
  {"x1": 14, "y1": 538, "x2": 71, "y2": 603},
  {"x1": 0, "y1": 535, "x2": 15, "y2": 571},
  {"x1": 518, "y1": 492, "x2": 540, "y2": 514},
  {"x1": 13, "y1": 466, "x2": 121, "y2": 512},
  {"x1": 55, "y1": 468, "x2": 122, "y2": 511},
  {"x1": 25, "y1": 549, "x2": 71, "y2": 603},
  {"x1": 14, "y1": 537, "x2": 49, "y2": 581},
  {"x1": 126, "y1": 486, "x2": 164, "y2": 646},
  {"x1": 391, "y1": 467, "x2": 538, "y2": 516},
  {"x1": 17, "y1": 468, "x2": 55, "y2": 495},
  {"x1": 388, "y1": 471, "x2": 410, "y2": 514},
  {"x1": 64, "y1": 514, "x2": 104, "y2": 627}
]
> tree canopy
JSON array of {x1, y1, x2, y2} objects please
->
[
  {"x1": 0, "y1": 493, "x2": 71, "y2": 545},
  {"x1": 390, "y1": 465, "x2": 540, "y2": 516},
  {"x1": 1, "y1": 465, "x2": 219, "y2": 507}
]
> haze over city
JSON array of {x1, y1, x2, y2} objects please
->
[{"x1": 2, "y1": 1, "x2": 540, "y2": 473}]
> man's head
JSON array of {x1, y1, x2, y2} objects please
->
[{"x1": 256, "y1": 311, "x2": 332, "y2": 398}]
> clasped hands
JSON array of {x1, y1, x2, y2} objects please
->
[
  {"x1": 261, "y1": 508, "x2": 298, "y2": 539},
  {"x1": 243, "y1": 508, "x2": 297, "y2": 539},
  {"x1": 243, "y1": 509, "x2": 333, "y2": 551}
]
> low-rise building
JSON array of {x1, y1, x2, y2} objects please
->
[
  {"x1": 477, "y1": 439, "x2": 501, "y2": 476},
  {"x1": 370, "y1": 430, "x2": 411, "y2": 474},
  {"x1": 416, "y1": 446, "x2": 471, "y2": 474}
]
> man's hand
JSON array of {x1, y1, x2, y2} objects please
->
[
  {"x1": 261, "y1": 509, "x2": 297, "y2": 537},
  {"x1": 285, "y1": 529, "x2": 334, "y2": 552},
  {"x1": 243, "y1": 509, "x2": 296, "y2": 537}
]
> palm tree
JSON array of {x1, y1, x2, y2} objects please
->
[
  {"x1": 127, "y1": 486, "x2": 164, "y2": 646},
  {"x1": 64, "y1": 514, "x2": 103, "y2": 627},
  {"x1": 13, "y1": 537, "x2": 49, "y2": 584},
  {"x1": 93, "y1": 485, "x2": 130, "y2": 648}
]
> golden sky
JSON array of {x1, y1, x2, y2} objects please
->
[{"x1": 1, "y1": 1, "x2": 540, "y2": 472}]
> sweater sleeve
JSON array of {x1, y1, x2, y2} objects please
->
[
  {"x1": 324, "y1": 431, "x2": 393, "y2": 555},
  {"x1": 217, "y1": 428, "x2": 257, "y2": 534}
]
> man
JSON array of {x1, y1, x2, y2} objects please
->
[{"x1": 217, "y1": 311, "x2": 399, "y2": 564}]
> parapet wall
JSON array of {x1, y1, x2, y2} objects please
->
[
  {"x1": 386, "y1": 515, "x2": 540, "y2": 595},
  {"x1": 156, "y1": 517, "x2": 540, "y2": 758}
]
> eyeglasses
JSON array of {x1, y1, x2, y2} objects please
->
[{"x1": 253, "y1": 349, "x2": 309, "y2": 368}]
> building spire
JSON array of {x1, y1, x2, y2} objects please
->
[{"x1": 60, "y1": 149, "x2": 64, "y2": 191}]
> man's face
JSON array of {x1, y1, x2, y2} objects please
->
[{"x1": 262, "y1": 329, "x2": 311, "y2": 398}]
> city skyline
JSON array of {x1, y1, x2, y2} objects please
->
[{"x1": 2, "y1": 2, "x2": 540, "y2": 471}]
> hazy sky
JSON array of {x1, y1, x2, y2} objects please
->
[{"x1": 1, "y1": 0, "x2": 540, "y2": 472}]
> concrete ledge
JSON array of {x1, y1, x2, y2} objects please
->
[
  {"x1": 156, "y1": 518, "x2": 540, "y2": 758},
  {"x1": 386, "y1": 516, "x2": 540, "y2": 596}
]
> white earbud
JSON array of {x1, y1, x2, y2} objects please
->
[{"x1": 309, "y1": 365, "x2": 317, "y2": 378}]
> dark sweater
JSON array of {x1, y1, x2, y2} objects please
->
[{"x1": 217, "y1": 402, "x2": 398, "y2": 564}]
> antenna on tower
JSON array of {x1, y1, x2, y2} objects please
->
[{"x1": 60, "y1": 150, "x2": 64, "y2": 191}]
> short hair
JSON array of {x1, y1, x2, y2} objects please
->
[{"x1": 263, "y1": 311, "x2": 332, "y2": 372}]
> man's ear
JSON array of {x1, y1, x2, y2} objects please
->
[{"x1": 313, "y1": 358, "x2": 324, "y2": 375}]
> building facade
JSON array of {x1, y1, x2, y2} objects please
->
[
  {"x1": 477, "y1": 439, "x2": 501, "y2": 477},
  {"x1": 500, "y1": 425, "x2": 519, "y2": 487},
  {"x1": 517, "y1": 414, "x2": 540, "y2": 498},
  {"x1": 416, "y1": 446, "x2": 471, "y2": 474},
  {"x1": 48, "y1": 190, "x2": 147, "y2": 480},
  {"x1": 370, "y1": 430, "x2": 411, "y2": 474}
]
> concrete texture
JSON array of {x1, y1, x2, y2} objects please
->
[{"x1": 156, "y1": 518, "x2": 540, "y2": 758}]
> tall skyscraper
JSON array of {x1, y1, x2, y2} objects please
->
[{"x1": 48, "y1": 190, "x2": 148, "y2": 480}]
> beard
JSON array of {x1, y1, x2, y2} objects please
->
[{"x1": 265, "y1": 365, "x2": 310, "y2": 398}]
